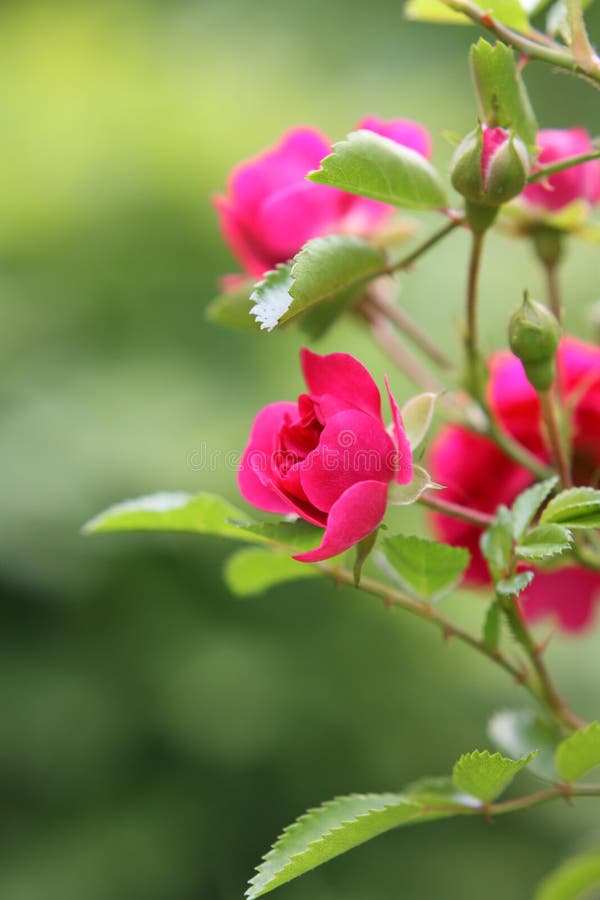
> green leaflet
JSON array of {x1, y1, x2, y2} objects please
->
[
  {"x1": 83, "y1": 491, "x2": 261, "y2": 541},
  {"x1": 511, "y1": 477, "x2": 559, "y2": 540},
  {"x1": 555, "y1": 722, "x2": 600, "y2": 784},
  {"x1": 452, "y1": 749, "x2": 537, "y2": 803},
  {"x1": 489, "y1": 710, "x2": 562, "y2": 781},
  {"x1": 382, "y1": 533, "x2": 470, "y2": 599},
  {"x1": 224, "y1": 548, "x2": 318, "y2": 597},
  {"x1": 308, "y1": 130, "x2": 447, "y2": 209},
  {"x1": 250, "y1": 236, "x2": 385, "y2": 331},
  {"x1": 540, "y1": 487, "x2": 600, "y2": 529},
  {"x1": 535, "y1": 849, "x2": 600, "y2": 900},
  {"x1": 470, "y1": 39, "x2": 538, "y2": 147},
  {"x1": 246, "y1": 791, "x2": 468, "y2": 898}
]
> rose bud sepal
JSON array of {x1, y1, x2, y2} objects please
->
[
  {"x1": 508, "y1": 292, "x2": 561, "y2": 391},
  {"x1": 451, "y1": 124, "x2": 530, "y2": 217},
  {"x1": 531, "y1": 225, "x2": 563, "y2": 267}
]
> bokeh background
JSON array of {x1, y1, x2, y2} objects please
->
[{"x1": 1, "y1": 1, "x2": 600, "y2": 898}]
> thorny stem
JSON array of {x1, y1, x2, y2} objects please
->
[
  {"x1": 387, "y1": 215, "x2": 465, "y2": 275},
  {"x1": 528, "y1": 149, "x2": 600, "y2": 183},
  {"x1": 418, "y1": 492, "x2": 495, "y2": 526},
  {"x1": 361, "y1": 300, "x2": 447, "y2": 393},
  {"x1": 544, "y1": 259, "x2": 562, "y2": 324},
  {"x1": 539, "y1": 389, "x2": 573, "y2": 488},
  {"x1": 439, "y1": 0, "x2": 600, "y2": 86},
  {"x1": 319, "y1": 564, "x2": 586, "y2": 729},
  {"x1": 367, "y1": 283, "x2": 454, "y2": 371},
  {"x1": 501, "y1": 598, "x2": 585, "y2": 729},
  {"x1": 566, "y1": 0, "x2": 600, "y2": 75}
]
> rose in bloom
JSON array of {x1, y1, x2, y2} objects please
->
[
  {"x1": 214, "y1": 117, "x2": 432, "y2": 276},
  {"x1": 238, "y1": 349, "x2": 413, "y2": 562},
  {"x1": 428, "y1": 336, "x2": 600, "y2": 632},
  {"x1": 521, "y1": 128, "x2": 600, "y2": 212}
]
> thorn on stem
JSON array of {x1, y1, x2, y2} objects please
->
[
  {"x1": 558, "y1": 783, "x2": 575, "y2": 805},
  {"x1": 443, "y1": 626, "x2": 455, "y2": 643},
  {"x1": 482, "y1": 804, "x2": 495, "y2": 823},
  {"x1": 480, "y1": 12, "x2": 494, "y2": 26}
]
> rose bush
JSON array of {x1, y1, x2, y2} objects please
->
[
  {"x1": 522, "y1": 127, "x2": 600, "y2": 212},
  {"x1": 429, "y1": 336, "x2": 600, "y2": 631},
  {"x1": 214, "y1": 117, "x2": 432, "y2": 276},
  {"x1": 238, "y1": 349, "x2": 413, "y2": 562}
]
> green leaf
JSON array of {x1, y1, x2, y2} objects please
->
[
  {"x1": 246, "y1": 792, "x2": 467, "y2": 899},
  {"x1": 205, "y1": 280, "x2": 262, "y2": 331},
  {"x1": 250, "y1": 236, "x2": 385, "y2": 332},
  {"x1": 401, "y1": 392, "x2": 439, "y2": 452},
  {"x1": 470, "y1": 40, "x2": 537, "y2": 146},
  {"x1": 243, "y1": 520, "x2": 325, "y2": 553},
  {"x1": 489, "y1": 710, "x2": 561, "y2": 781},
  {"x1": 388, "y1": 464, "x2": 441, "y2": 505},
  {"x1": 483, "y1": 600, "x2": 501, "y2": 650},
  {"x1": 83, "y1": 492, "x2": 263, "y2": 542},
  {"x1": 404, "y1": 776, "x2": 481, "y2": 808},
  {"x1": 511, "y1": 477, "x2": 559, "y2": 540},
  {"x1": 555, "y1": 722, "x2": 600, "y2": 784},
  {"x1": 307, "y1": 130, "x2": 447, "y2": 210},
  {"x1": 516, "y1": 524, "x2": 573, "y2": 561},
  {"x1": 496, "y1": 571, "x2": 534, "y2": 597},
  {"x1": 480, "y1": 506, "x2": 513, "y2": 580},
  {"x1": 540, "y1": 487, "x2": 600, "y2": 528},
  {"x1": 298, "y1": 289, "x2": 355, "y2": 340},
  {"x1": 250, "y1": 264, "x2": 294, "y2": 332},
  {"x1": 535, "y1": 849, "x2": 600, "y2": 900},
  {"x1": 452, "y1": 749, "x2": 537, "y2": 803},
  {"x1": 405, "y1": 0, "x2": 470, "y2": 22},
  {"x1": 405, "y1": 0, "x2": 530, "y2": 30},
  {"x1": 224, "y1": 548, "x2": 318, "y2": 597},
  {"x1": 381, "y1": 534, "x2": 469, "y2": 599}
]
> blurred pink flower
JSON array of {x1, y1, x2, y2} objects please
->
[
  {"x1": 428, "y1": 336, "x2": 600, "y2": 632},
  {"x1": 522, "y1": 128, "x2": 600, "y2": 212},
  {"x1": 238, "y1": 349, "x2": 412, "y2": 562},
  {"x1": 215, "y1": 117, "x2": 432, "y2": 276}
]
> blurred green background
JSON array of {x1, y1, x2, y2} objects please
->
[{"x1": 1, "y1": 1, "x2": 600, "y2": 898}]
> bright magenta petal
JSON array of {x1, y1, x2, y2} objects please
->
[
  {"x1": 301, "y1": 348, "x2": 382, "y2": 419},
  {"x1": 521, "y1": 567, "x2": 600, "y2": 632},
  {"x1": 293, "y1": 480, "x2": 389, "y2": 562},
  {"x1": 357, "y1": 116, "x2": 432, "y2": 159},
  {"x1": 238, "y1": 401, "x2": 298, "y2": 514},
  {"x1": 300, "y1": 410, "x2": 396, "y2": 512},
  {"x1": 384, "y1": 375, "x2": 413, "y2": 485}
]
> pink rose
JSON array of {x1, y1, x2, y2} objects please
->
[
  {"x1": 428, "y1": 336, "x2": 600, "y2": 632},
  {"x1": 521, "y1": 128, "x2": 600, "y2": 212},
  {"x1": 214, "y1": 117, "x2": 432, "y2": 276},
  {"x1": 238, "y1": 349, "x2": 413, "y2": 562}
]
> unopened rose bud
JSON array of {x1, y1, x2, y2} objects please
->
[
  {"x1": 508, "y1": 292, "x2": 561, "y2": 391},
  {"x1": 451, "y1": 125, "x2": 530, "y2": 209}
]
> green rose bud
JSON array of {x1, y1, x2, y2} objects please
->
[
  {"x1": 451, "y1": 124, "x2": 530, "y2": 208},
  {"x1": 509, "y1": 292, "x2": 561, "y2": 391}
]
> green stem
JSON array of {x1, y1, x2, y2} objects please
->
[
  {"x1": 528, "y1": 149, "x2": 600, "y2": 183},
  {"x1": 388, "y1": 215, "x2": 465, "y2": 275},
  {"x1": 418, "y1": 492, "x2": 494, "y2": 527},
  {"x1": 501, "y1": 597, "x2": 585, "y2": 729},
  {"x1": 485, "y1": 419, "x2": 554, "y2": 479},
  {"x1": 439, "y1": 0, "x2": 600, "y2": 86},
  {"x1": 317, "y1": 564, "x2": 533, "y2": 698},
  {"x1": 566, "y1": 0, "x2": 600, "y2": 75},
  {"x1": 361, "y1": 300, "x2": 446, "y2": 392},
  {"x1": 465, "y1": 230, "x2": 486, "y2": 404},
  {"x1": 367, "y1": 284, "x2": 454, "y2": 371},
  {"x1": 539, "y1": 389, "x2": 573, "y2": 488},
  {"x1": 544, "y1": 259, "x2": 562, "y2": 324}
]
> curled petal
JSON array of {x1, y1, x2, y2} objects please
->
[
  {"x1": 293, "y1": 480, "x2": 389, "y2": 563},
  {"x1": 301, "y1": 348, "x2": 382, "y2": 419},
  {"x1": 300, "y1": 410, "x2": 396, "y2": 512},
  {"x1": 384, "y1": 375, "x2": 413, "y2": 485},
  {"x1": 238, "y1": 402, "x2": 299, "y2": 514}
]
